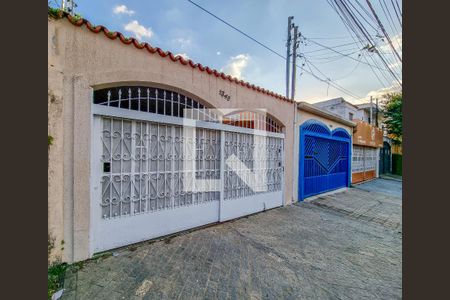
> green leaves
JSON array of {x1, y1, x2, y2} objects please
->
[{"x1": 382, "y1": 93, "x2": 402, "y2": 144}]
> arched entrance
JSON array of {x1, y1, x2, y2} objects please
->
[
  {"x1": 298, "y1": 119, "x2": 351, "y2": 200},
  {"x1": 90, "y1": 85, "x2": 285, "y2": 254}
]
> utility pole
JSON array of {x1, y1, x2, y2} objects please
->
[
  {"x1": 286, "y1": 16, "x2": 294, "y2": 99},
  {"x1": 369, "y1": 96, "x2": 373, "y2": 125},
  {"x1": 291, "y1": 25, "x2": 299, "y2": 100}
]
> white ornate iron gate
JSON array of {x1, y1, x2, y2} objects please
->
[{"x1": 90, "y1": 86, "x2": 284, "y2": 254}]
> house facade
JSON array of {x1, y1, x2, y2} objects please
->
[
  {"x1": 294, "y1": 102, "x2": 355, "y2": 200},
  {"x1": 48, "y1": 13, "x2": 296, "y2": 263}
]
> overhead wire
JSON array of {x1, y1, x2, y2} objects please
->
[
  {"x1": 304, "y1": 37, "x2": 389, "y2": 71},
  {"x1": 303, "y1": 36, "x2": 353, "y2": 40},
  {"x1": 186, "y1": 0, "x2": 285, "y2": 60},
  {"x1": 302, "y1": 41, "x2": 361, "y2": 54},
  {"x1": 334, "y1": 56, "x2": 362, "y2": 81},
  {"x1": 394, "y1": 0, "x2": 402, "y2": 17},
  {"x1": 378, "y1": 0, "x2": 403, "y2": 53},
  {"x1": 364, "y1": 0, "x2": 402, "y2": 64},
  {"x1": 186, "y1": 0, "x2": 364, "y2": 100},
  {"x1": 330, "y1": 0, "x2": 402, "y2": 86},
  {"x1": 325, "y1": 0, "x2": 393, "y2": 87},
  {"x1": 308, "y1": 49, "x2": 362, "y2": 61},
  {"x1": 390, "y1": 0, "x2": 401, "y2": 27},
  {"x1": 344, "y1": 1, "x2": 401, "y2": 84}
]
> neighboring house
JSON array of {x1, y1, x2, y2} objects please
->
[
  {"x1": 313, "y1": 98, "x2": 384, "y2": 184},
  {"x1": 313, "y1": 97, "x2": 383, "y2": 125},
  {"x1": 294, "y1": 102, "x2": 356, "y2": 200},
  {"x1": 48, "y1": 11, "x2": 295, "y2": 263}
]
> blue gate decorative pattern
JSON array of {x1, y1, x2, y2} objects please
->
[{"x1": 298, "y1": 119, "x2": 351, "y2": 200}]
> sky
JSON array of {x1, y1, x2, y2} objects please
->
[{"x1": 52, "y1": 0, "x2": 402, "y2": 104}]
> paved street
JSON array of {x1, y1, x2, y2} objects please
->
[{"x1": 61, "y1": 178, "x2": 402, "y2": 300}]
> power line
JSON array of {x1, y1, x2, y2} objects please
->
[
  {"x1": 308, "y1": 49, "x2": 362, "y2": 61},
  {"x1": 346, "y1": 0, "x2": 380, "y2": 33},
  {"x1": 381, "y1": 0, "x2": 401, "y2": 32},
  {"x1": 328, "y1": 0, "x2": 402, "y2": 86},
  {"x1": 365, "y1": 0, "x2": 402, "y2": 63},
  {"x1": 334, "y1": 56, "x2": 362, "y2": 81},
  {"x1": 302, "y1": 41, "x2": 361, "y2": 53},
  {"x1": 299, "y1": 57, "x2": 363, "y2": 99},
  {"x1": 391, "y1": 0, "x2": 402, "y2": 27},
  {"x1": 187, "y1": 0, "x2": 365, "y2": 100},
  {"x1": 304, "y1": 37, "x2": 390, "y2": 71},
  {"x1": 354, "y1": 0, "x2": 378, "y2": 24},
  {"x1": 301, "y1": 56, "x2": 363, "y2": 98},
  {"x1": 380, "y1": 0, "x2": 402, "y2": 53},
  {"x1": 186, "y1": 0, "x2": 285, "y2": 60},
  {"x1": 378, "y1": 0, "x2": 402, "y2": 55},
  {"x1": 394, "y1": 0, "x2": 402, "y2": 17},
  {"x1": 325, "y1": 0, "x2": 394, "y2": 87},
  {"x1": 304, "y1": 36, "x2": 353, "y2": 40}
]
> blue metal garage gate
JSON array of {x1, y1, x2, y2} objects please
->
[{"x1": 298, "y1": 120, "x2": 351, "y2": 201}]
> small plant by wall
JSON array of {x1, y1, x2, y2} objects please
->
[{"x1": 48, "y1": 262, "x2": 68, "y2": 299}]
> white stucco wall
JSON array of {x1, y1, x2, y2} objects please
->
[{"x1": 48, "y1": 16, "x2": 295, "y2": 263}]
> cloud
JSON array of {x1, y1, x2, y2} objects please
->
[
  {"x1": 379, "y1": 33, "x2": 402, "y2": 55},
  {"x1": 113, "y1": 5, "x2": 135, "y2": 16},
  {"x1": 173, "y1": 37, "x2": 192, "y2": 49},
  {"x1": 175, "y1": 53, "x2": 190, "y2": 60},
  {"x1": 216, "y1": 51, "x2": 221, "y2": 55},
  {"x1": 358, "y1": 83, "x2": 402, "y2": 103},
  {"x1": 221, "y1": 54, "x2": 251, "y2": 79},
  {"x1": 124, "y1": 20, "x2": 153, "y2": 40}
]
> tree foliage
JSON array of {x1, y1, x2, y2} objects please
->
[{"x1": 382, "y1": 93, "x2": 402, "y2": 144}]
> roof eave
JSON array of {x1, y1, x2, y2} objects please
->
[{"x1": 297, "y1": 102, "x2": 357, "y2": 127}]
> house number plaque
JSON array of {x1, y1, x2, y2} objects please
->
[{"x1": 219, "y1": 90, "x2": 231, "y2": 101}]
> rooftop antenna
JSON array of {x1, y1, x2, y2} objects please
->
[{"x1": 61, "y1": 0, "x2": 78, "y2": 16}]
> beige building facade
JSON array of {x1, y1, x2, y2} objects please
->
[{"x1": 48, "y1": 13, "x2": 295, "y2": 263}]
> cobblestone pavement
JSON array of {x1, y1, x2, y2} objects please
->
[{"x1": 62, "y1": 179, "x2": 402, "y2": 300}]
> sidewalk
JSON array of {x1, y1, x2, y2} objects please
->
[
  {"x1": 380, "y1": 173, "x2": 402, "y2": 182},
  {"x1": 61, "y1": 178, "x2": 402, "y2": 300}
]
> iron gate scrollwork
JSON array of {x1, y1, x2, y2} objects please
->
[
  {"x1": 95, "y1": 86, "x2": 285, "y2": 220},
  {"x1": 100, "y1": 117, "x2": 221, "y2": 219},
  {"x1": 223, "y1": 132, "x2": 283, "y2": 200}
]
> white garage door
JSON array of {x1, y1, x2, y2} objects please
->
[{"x1": 90, "y1": 86, "x2": 284, "y2": 254}]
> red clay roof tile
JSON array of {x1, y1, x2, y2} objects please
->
[{"x1": 58, "y1": 12, "x2": 293, "y2": 103}]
